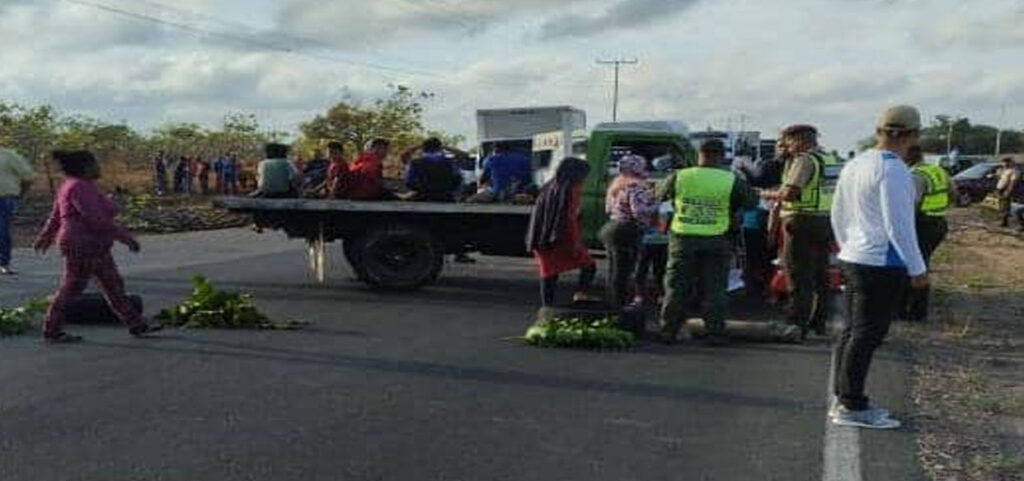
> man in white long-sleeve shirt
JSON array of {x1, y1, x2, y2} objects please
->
[{"x1": 829, "y1": 105, "x2": 929, "y2": 430}]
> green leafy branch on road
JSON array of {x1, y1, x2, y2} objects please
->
[
  {"x1": 524, "y1": 317, "x2": 634, "y2": 350},
  {"x1": 156, "y1": 276, "x2": 306, "y2": 330},
  {"x1": 0, "y1": 299, "x2": 49, "y2": 336}
]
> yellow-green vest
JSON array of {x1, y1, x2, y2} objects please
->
[
  {"x1": 913, "y1": 163, "x2": 950, "y2": 217},
  {"x1": 783, "y1": 151, "x2": 843, "y2": 214},
  {"x1": 671, "y1": 167, "x2": 736, "y2": 236}
]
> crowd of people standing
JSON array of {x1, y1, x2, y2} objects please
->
[{"x1": 152, "y1": 151, "x2": 242, "y2": 196}]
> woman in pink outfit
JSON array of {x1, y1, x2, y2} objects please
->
[{"x1": 34, "y1": 150, "x2": 162, "y2": 343}]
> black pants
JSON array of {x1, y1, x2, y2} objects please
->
[
  {"x1": 783, "y1": 215, "x2": 833, "y2": 330},
  {"x1": 599, "y1": 221, "x2": 644, "y2": 307},
  {"x1": 742, "y1": 227, "x2": 769, "y2": 296},
  {"x1": 901, "y1": 217, "x2": 948, "y2": 321},
  {"x1": 541, "y1": 265, "x2": 597, "y2": 306},
  {"x1": 833, "y1": 262, "x2": 906, "y2": 410},
  {"x1": 635, "y1": 242, "x2": 668, "y2": 296}
]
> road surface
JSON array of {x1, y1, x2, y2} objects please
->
[{"x1": 0, "y1": 229, "x2": 924, "y2": 481}]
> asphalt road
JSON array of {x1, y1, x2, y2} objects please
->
[{"x1": 1, "y1": 229, "x2": 923, "y2": 481}]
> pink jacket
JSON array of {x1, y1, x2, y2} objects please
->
[{"x1": 37, "y1": 178, "x2": 135, "y2": 256}]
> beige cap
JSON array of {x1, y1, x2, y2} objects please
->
[{"x1": 877, "y1": 105, "x2": 922, "y2": 131}]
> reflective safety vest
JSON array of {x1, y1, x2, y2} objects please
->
[
  {"x1": 913, "y1": 163, "x2": 950, "y2": 217},
  {"x1": 671, "y1": 167, "x2": 736, "y2": 236},
  {"x1": 783, "y1": 151, "x2": 843, "y2": 214}
]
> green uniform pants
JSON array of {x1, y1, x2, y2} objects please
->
[
  {"x1": 901, "y1": 216, "x2": 948, "y2": 321},
  {"x1": 782, "y1": 214, "x2": 832, "y2": 331},
  {"x1": 660, "y1": 234, "x2": 732, "y2": 337},
  {"x1": 1000, "y1": 196, "x2": 1013, "y2": 226}
]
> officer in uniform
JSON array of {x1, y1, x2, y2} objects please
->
[
  {"x1": 659, "y1": 139, "x2": 758, "y2": 345},
  {"x1": 761, "y1": 125, "x2": 842, "y2": 338},
  {"x1": 901, "y1": 145, "x2": 954, "y2": 321}
]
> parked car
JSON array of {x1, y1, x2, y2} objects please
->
[
  {"x1": 953, "y1": 162, "x2": 1024, "y2": 206},
  {"x1": 953, "y1": 162, "x2": 1000, "y2": 206}
]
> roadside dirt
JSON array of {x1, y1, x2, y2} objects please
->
[
  {"x1": 10, "y1": 194, "x2": 248, "y2": 249},
  {"x1": 894, "y1": 207, "x2": 1024, "y2": 481}
]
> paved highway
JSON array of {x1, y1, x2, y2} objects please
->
[{"x1": 0, "y1": 230, "x2": 923, "y2": 480}]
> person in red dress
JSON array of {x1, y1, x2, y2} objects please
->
[
  {"x1": 526, "y1": 158, "x2": 597, "y2": 306},
  {"x1": 34, "y1": 150, "x2": 162, "y2": 343}
]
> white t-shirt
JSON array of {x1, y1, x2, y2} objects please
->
[{"x1": 831, "y1": 149, "x2": 926, "y2": 276}]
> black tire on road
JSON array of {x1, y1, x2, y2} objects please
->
[
  {"x1": 350, "y1": 224, "x2": 444, "y2": 290},
  {"x1": 64, "y1": 293, "x2": 144, "y2": 325}
]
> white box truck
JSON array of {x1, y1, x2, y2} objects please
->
[{"x1": 476, "y1": 106, "x2": 586, "y2": 160}]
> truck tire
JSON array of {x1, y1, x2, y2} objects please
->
[
  {"x1": 350, "y1": 224, "x2": 444, "y2": 290},
  {"x1": 343, "y1": 239, "x2": 368, "y2": 282}
]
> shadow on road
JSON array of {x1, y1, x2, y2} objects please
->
[{"x1": 82, "y1": 337, "x2": 823, "y2": 411}]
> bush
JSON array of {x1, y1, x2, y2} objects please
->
[
  {"x1": 524, "y1": 316, "x2": 634, "y2": 350},
  {"x1": 0, "y1": 299, "x2": 49, "y2": 337},
  {"x1": 156, "y1": 276, "x2": 305, "y2": 330}
]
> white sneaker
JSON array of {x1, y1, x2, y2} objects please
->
[
  {"x1": 832, "y1": 405, "x2": 901, "y2": 430},
  {"x1": 0, "y1": 265, "x2": 16, "y2": 276},
  {"x1": 828, "y1": 397, "x2": 889, "y2": 419}
]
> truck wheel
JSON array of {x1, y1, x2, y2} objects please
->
[
  {"x1": 351, "y1": 224, "x2": 444, "y2": 290},
  {"x1": 343, "y1": 239, "x2": 368, "y2": 281}
]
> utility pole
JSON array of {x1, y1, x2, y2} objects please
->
[
  {"x1": 596, "y1": 58, "x2": 638, "y2": 122},
  {"x1": 995, "y1": 104, "x2": 1007, "y2": 157}
]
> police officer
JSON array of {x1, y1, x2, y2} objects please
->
[
  {"x1": 901, "y1": 145, "x2": 954, "y2": 321},
  {"x1": 761, "y1": 125, "x2": 842, "y2": 338},
  {"x1": 659, "y1": 139, "x2": 758, "y2": 345}
]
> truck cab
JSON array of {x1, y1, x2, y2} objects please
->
[{"x1": 577, "y1": 122, "x2": 696, "y2": 248}]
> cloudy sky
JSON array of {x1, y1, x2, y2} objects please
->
[{"x1": 2, "y1": 0, "x2": 1023, "y2": 150}]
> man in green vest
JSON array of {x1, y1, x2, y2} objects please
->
[
  {"x1": 901, "y1": 145, "x2": 954, "y2": 321},
  {"x1": 761, "y1": 125, "x2": 842, "y2": 339},
  {"x1": 658, "y1": 139, "x2": 758, "y2": 346}
]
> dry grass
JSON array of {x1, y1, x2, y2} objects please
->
[{"x1": 901, "y1": 207, "x2": 1024, "y2": 481}]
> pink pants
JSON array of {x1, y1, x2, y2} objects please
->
[{"x1": 43, "y1": 251, "x2": 143, "y2": 336}]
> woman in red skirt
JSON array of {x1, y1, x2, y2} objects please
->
[
  {"x1": 526, "y1": 158, "x2": 597, "y2": 306},
  {"x1": 34, "y1": 150, "x2": 162, "y2": 343}
]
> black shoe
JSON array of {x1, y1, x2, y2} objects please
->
[
  {"x1": 130, "y1": 323, "x2": 164, "y2": 337},
  {"x1": 44, "y1": 332, "x2": 84, "y2": 344},
  {"x1": 705, "y1": 333, "x2": 730, "y2": 347}
]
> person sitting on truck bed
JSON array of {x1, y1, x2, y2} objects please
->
[
  {"x1": 325, "y1": 141, "x2": 350, "y2": 199},
  {"x1": 402, "y1": 137, "x2": 465, "y2": 202},
  {"x1": 347, "y1": 139, "x2": 394, "y2": 200},
  {"x1": 471, "y1": 142, "x2": 534, "y2": 203},
  {"x1": 252, "y1": 143, "x2": 300, "y2": 198}
]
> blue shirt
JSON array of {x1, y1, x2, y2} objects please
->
[{"x1": 481, "y1": 151, "x2": 533, "y2": 196}]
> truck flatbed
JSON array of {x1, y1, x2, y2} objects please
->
[{"x1": 214, "y1": 197, "x2": 533, "y2": 216}]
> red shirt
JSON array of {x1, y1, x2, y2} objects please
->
[
  {"x1": 347, "y1": 151, "x2": 385, "y2": 199},
  {"x1": 327, "y1": 161, "x2": 349, "y2": 197}
]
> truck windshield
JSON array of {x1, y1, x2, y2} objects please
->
[{"x1": 608, "y1": 140, "x2": 684, "y2": 179}]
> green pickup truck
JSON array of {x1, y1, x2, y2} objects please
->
[{"x1": 217, "y1": 121, "x2": 695, "y2": 290}]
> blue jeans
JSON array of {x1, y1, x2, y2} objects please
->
[{"x1": 0, "y1": 197, "x2": 17, "y2": 267}]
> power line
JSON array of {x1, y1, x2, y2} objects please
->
[
  {"x1": 66, "y1": 0, "x2": 601, "y2": 90},
  {"x1": 66, "y1": 0, "x2": 442, "y2": 78}
]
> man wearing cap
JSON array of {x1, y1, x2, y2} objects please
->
[
  {"x1": 829, "y1": 105, "x2": 928, "y2": 429},
  {"x1": 0, "y1": 146, "x2": 36, "y2": 275},
  {"x1": 658, "y1": 139, "x2": 758, "y2": 346},
  {"x1": 900, "y1": 145, "x2": 955, "y2": 322},
  {"x1": 760, "y1": 125, "x2": 843, "y2": 338}
]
